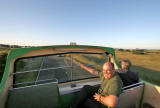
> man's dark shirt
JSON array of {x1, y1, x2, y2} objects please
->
[{"x1": 118, "y1": 70, "x2": 139, "y2": 87}]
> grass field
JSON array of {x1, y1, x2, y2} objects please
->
[{"x1": 0, "y1": 47, "x2": 10, "y2": 53}]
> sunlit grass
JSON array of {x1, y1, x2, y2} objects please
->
[{"x1": 115, "y1": 51, "x2": 160, "y2": 71}]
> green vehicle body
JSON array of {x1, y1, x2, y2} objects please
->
[{"x1": 0, "y1": 45, "x2": 159, "y2": 108}]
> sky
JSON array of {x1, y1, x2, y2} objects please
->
[{"x1": 0, "y1": 0, "x2": 160, "y2": 49}]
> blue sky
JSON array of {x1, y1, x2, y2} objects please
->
[{"x1": 0, "y1": 0, "x2": 160, "y2": 49}]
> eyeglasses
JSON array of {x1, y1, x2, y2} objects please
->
[{"x1": 103, "y1": 69, "x2": 113, "y2": 74}]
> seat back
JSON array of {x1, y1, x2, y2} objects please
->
[
  {"x1": 115, "y1": 82, "x2": 144, "y2": 108},
  {"x1": 6, "y1": 83, "x2": 60, "y2": 108}
]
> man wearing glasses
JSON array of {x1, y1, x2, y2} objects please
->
[{"x1": 71, "y1": 62, "x2": 123, "y2": 108}]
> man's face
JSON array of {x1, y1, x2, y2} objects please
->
[
  {"x1": 121, "y1": 62, "x2": 126, "y2": 70},
  {"x1": 103, "y1": 64, "x2": 114, "y2": 79},
  {"x1": 121, "y1": 62, "x2": 128, "y2": 70}
]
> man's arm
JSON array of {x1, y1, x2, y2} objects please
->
[
  {"x1": 80, "y1": 64, "x2": 99, "y2": 76},
  {"x1": 94, "y1": 93, "x2": 118, "y2": 108}
]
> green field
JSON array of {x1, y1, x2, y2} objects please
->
[{"x1": 0, "y1": 47, "x2": 160, "y2": 86}]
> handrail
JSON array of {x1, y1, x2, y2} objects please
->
[
  {"x1": 122, "y1": 82, "x2": 144, "y2": 90},
  {"x1": 12, "y1": 64, "x2": 103, "y2": 75},
  {"x1": 13, "y1": 78, "x2": 58, "y2": 90},
  {"x1": 13, "y1": 78, "x2": 58, "y2": 86}
]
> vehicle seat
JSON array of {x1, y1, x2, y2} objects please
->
[{"x1": 6, "y1": 83, "x2": 60, "y2": 108}]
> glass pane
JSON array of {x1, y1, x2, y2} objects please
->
[
  {"x1": 14, "y1": 71, "x2": 38, "y2": 88},
  {"x1": 15, "y1": 57, "x2": 43, "y2": 72},
  {"x1": 71, "y1": 53, "x2": 108, "y2": 80},
  {"x1": 14, "y1": 53, "x2": 109, "y2": 88}
]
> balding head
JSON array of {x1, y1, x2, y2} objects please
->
[
  {"x1": 103, "y1": 62, "x2": 115, "y2": 79},
  {"x1": 103, "y1": 62, "x2": 114, "y2": 70}
]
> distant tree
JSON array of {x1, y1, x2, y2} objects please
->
[
  {"x1": 132, "y1": 49, "x2": 145, "y2": 55},
  {"x1": 0, "y1": 44, "x2": 10, "y2": 48},
  {"x1": 125, "y1": 49, "x2": 131, "y2": 52},
  {"x1": 118, "y1": 49, "x2": 124, "y2": 51}
]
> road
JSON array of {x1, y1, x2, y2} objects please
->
[{"x1": 36, "y1": 55, "x2": 69, "y2": 84}]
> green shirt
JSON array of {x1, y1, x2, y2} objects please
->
[{"x1": 98, "y1": 72, "x2": 123, "y2": 97}]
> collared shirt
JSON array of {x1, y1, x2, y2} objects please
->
[{"x1": 98, "y1": 72, "x2": 123, "y2": 97}]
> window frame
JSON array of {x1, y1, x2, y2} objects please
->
[{"x1": 13, "y1": 52, "x2": 110, "y2": 88}]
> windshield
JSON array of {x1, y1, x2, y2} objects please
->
[{"x1": 13, "y1": 53, "x2": 109, "y2": 88}]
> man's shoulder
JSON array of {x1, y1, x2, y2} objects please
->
[
  {"x1": 109, "y1": 73, "x2": 123, "y2": 85},
  {"x1": 98, "y1": 71, "x2": 103, "y2": 79},
  {"x1": 113, "y1": 73, "x2": 122, "y2": 81},
  {"x1": 118, "y1": 70, "x2": 138, "y2": 77},
  {"x1": 111, "y1": 73, "x2": 123, "y2": 86},
  {"x1": 127, "y1": 70, "x2": 139, "y2": 77},
  {"x1": 128, "y1": 70, "x2": 137, "y2": 74}
]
